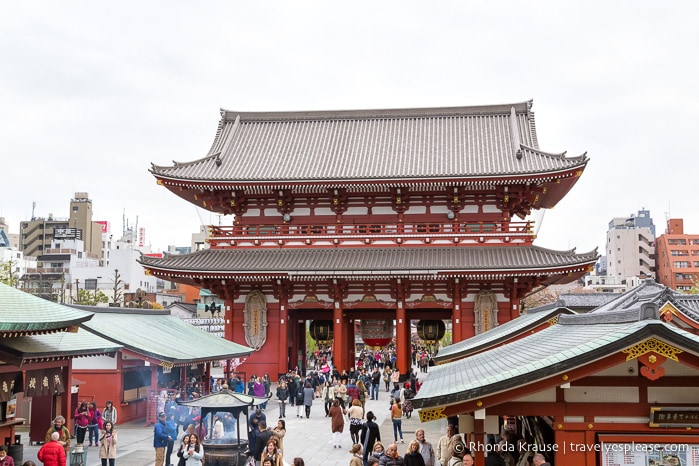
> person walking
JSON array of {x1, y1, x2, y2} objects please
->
[
  {"x1": 347, "y1": 399, "x2": 364, "y2": 445},
  {"x1": 262, "y1": 439, "x2": 283, "y2": 466},
  {"x1": 275, "y1": 381, "x2": 289, "y2": 419},
  {"x1": 390, "y1": 399, "x2": 404, "y2": 444},
  {"x1": 74, "y1": 402, "x2": 90, "y2": 446},
  {"x1": 102, "y1": 401, "x2": 117, "y2": 426},
  {"x1": 271, "y1": 419, "x2": 286, "y2": 454},
  {"x1": 98, "y1": 421, "x2": 117, "y2": 466},
  {"x1": 153, "y1": 412, "x2": 173, "y2": 466},
  {"x1": 87, "y1": 401, "x2": 102, "y2": 447},
  {"x1": 436, "y1": 425, "x2": 455, "y2": 466},
  {"x1": 360, "y1": 411, "x2": 381, "y2": 466},
  {"x1": 322, "y1": 380, "x2": 335, "y2": 416},
  {"x1": 165, "y1": 412, "x2": 178, "y2": 466},
  {"x1": 349, "y1": 444, "x2": 363, "y2": 466},
  {"x1": 370, "y1": 368, "x2": 381, "y2": 400},
  {"x1": 303, "y1": 382, "x2": 314, "y2": 418},
  {"x1": 403, "y1": 440, "x2": 425, "y2": 466},
  {"x1": 415, "y1": 429, "x2": 434, "y2": 466},
  {"x1": 38, "y1": 433, "x2": 66, "y2": 466},
  {"x1": 379, "y1": 443, "x2": 405, "y2": 466},
  {"x1": 328, "y1": 399, "x2": 345, "y2": 449},
  {"x1": 44, "y1": 416, "x2": 71, "y2": 464}
]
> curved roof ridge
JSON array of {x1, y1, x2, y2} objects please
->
[
  {"x1": 220, "y1": 101, "x2": 535, "y2": 122},
  {"x1": 150, "y1": 152, "x2": 220, "y2": 172},
  {"x1": 520, "y1": 144, "x2": 588, "y2": 163}
]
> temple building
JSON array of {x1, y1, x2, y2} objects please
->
[
  {"x1": 139, "y1": 101, "x2": 598, "y2": 378},
  {"x1": 413, "y1": 280, "x2": 699, "y2": 466}
]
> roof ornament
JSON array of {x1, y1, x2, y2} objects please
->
[
  {"x1": 510, "y1": 107, "x2": 523, "y2": 160},
  {"x1": 214, "y1": 153, "x2": 222, "y2": 167}
]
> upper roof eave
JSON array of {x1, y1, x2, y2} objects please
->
[{"x1": 137, "y1": 246, "x2": 599, "y2": 278}]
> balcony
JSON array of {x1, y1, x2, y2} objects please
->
[{"x1": 208, "y1": 221, "x2": 535, "y2": 248}]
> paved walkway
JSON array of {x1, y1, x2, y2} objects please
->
[{"x1": 17, "y1": 375, "x2": 447, "y2": 466}]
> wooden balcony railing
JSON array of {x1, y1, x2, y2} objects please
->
[{"x1": 208, "y1": 221, "x2": 534, "y2": 248}]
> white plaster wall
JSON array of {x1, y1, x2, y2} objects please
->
[{"x1": 564, "y1": 386, "x2": 639, "y2": 403}]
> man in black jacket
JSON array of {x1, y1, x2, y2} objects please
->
[{"x1": 251, "y1": 420, "x2": 273, "y2": 466}]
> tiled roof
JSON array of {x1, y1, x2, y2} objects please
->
[
  {"x1": 0, "y1": 283, "x2": 93, "y2": 334},
  {"x1": 1, "y1": 328, "x2": 121, "y2": 362},
  {"x1": 590, "y1": 279, "x2": 699, "y2": 322},
  {"x1": 74, "y1": 307, "x2": 252, "y2": 366},
  {"x1": 557, "y1": 292, "x2": 619, "y2": 309},
  {"x1": 413, "y1": 314, "x2": 699, "y2": 409},
  {"x1": 150, "y1": 102, "x2": 588, "y2": 183},
  {"x1": 138, "y1": 246, "x2": 598, "y2": 278},
  {"x1": 433, "y1": 306, "x2": 575, "y2": 363}
]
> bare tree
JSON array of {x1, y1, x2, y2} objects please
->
[{"x1": 111, "y1": 269, "x2": 123, "y2": 306}]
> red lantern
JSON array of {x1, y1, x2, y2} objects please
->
[{"x1": 360, "y1": 319, "x2": 394, "y2": 347}]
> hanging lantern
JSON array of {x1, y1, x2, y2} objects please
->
[
  {"x1": 361, "y1": 319, "x2": 394, "y2": 347},
  {"x1": 417, "y1": 320, "x2": 446, "y2": 343},
  {"x1": 309, "y1": 320, "x2": 334, "y2": 342}
]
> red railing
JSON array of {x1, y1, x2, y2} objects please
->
[{"x1": 208, "y1": 221, "x2": 534, "y2": 248}]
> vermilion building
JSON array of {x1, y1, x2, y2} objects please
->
[
  {"x1": 139, "y1": 101, "x2": 598, "y2": 378},
  {"x1": 655, "y1": 218, "x2": 699, "y2": 291},
  {"x1": 414, "y1": 280, "x2": 699, "y2": 466}
]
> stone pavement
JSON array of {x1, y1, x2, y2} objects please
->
[{"x1": 17, "y1": 376, "x2": 446, "y2": 466}]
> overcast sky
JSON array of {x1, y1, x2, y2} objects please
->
[{"x1": 1, "y1": 1, "x2": 697, "y2": 256}]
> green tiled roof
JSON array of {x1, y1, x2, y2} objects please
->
[
  {"x1": 433, "y1": 307, "x2": 575, "y2": 363},
  {"x1": 413, "y1": 317, "x2": 699, "y2": 409},
  {"x1": 76, "y1": 308, "x2": 253, "y2": 366},
  {"x1": 1, "y1": 327, "x2": 122, "y2": 362},
  {"x1": 0, "y1": 283, "x2": 93, "y2": 334}
]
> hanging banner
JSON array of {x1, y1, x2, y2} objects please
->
[
  {"x1": 25, "y1": 367, "x2": 65, "y2": 397},
  {"x1": 0, "y1": 372, "x2": 21, "y2": 402}
]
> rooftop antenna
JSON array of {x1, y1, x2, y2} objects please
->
[{"x1": 31, "y1": 201, "x2": 36, "y2": 221}]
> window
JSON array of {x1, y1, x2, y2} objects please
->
[{"x1": 673, "y1": 261, "x2": 690, "y2": 268}]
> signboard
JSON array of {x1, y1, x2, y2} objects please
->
[
  {"x1": 650, "y1": 407, "x2": 699, "y2": 428},
  {"x1": 601, "y1": 443, "x2": 699, "y2": 466},
  {"x1": 53, "y1": 228, "x2": 80, "y2": 239},
  {"x1": 96, "y1": 220, "x2": 110, "y2": 234}
]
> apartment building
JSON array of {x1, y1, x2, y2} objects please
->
[
  {"x1": 655, "y1": 218, "x2": 699, "y2": 291},
  {"x1": 605, "y1": 208, "x2": 656, "y2": 282},
  {"x1": 19, "y1": 192, "x2": 103, "y2": 258}
]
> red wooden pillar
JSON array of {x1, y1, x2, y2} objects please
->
[
  {"x1": 396, "y1": 305, "x2": 409, "y2": 376},
  {"x1": 473, "y1": 418, "x2": 486, "y2": 465},
  {"x1": 509, "y1": 280, "x2": 521, "y2": 321},
  {"x1": 333, "y1": 304, "x2": 346, "y2": 371},
  {"x1": 278, "y1": 302, "x2": 289, "y2": 376},
  {"x1": 452, "y1": 278, "x2": 463, "y2": 343},
  {"x1": 347, "y1": 318, "x2": 355, "y2": 369}
]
